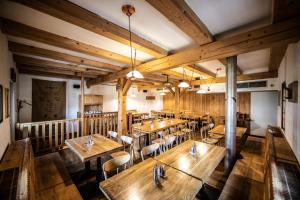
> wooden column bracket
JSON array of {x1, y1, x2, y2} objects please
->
[{"x1": 122, "y1": 79, "x2": 132, "y2": 96}]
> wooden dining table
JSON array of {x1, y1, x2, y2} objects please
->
[
  {"x1": 100, "y1": 158, "x2": 203, "y2": 200},
  {"x1": 209, "y1": 125, "x2": 247, "y2": 139},
  {"x1": 133, "y1": 118, "x2": 187, "y2": 145},
  {"x1": 133, "y1": 118, "x2": 187, "y2": 133},
  {"x1": 65, "y1": 134, "x2": 122, "y2": 180},
  {"x1": 154, "y1": 140, "x2": 226, "y2": 182}
]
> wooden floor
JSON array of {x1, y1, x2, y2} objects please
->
[{"x1": 58, "y1": 131, "x2": 241, "y2": 200}]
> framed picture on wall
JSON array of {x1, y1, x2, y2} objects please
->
[
  {"x1": 0, "y1": 85, "x2": 3, "y2": 123},
  {"x1": 5, "y1": 88, "x2": 9, "y2": 118}
]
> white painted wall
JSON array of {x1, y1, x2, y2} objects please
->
[
  {"x1": 0, "y1": 33, "x2": 16, "y2": 158},
  {"x1": 277, "y1": 41, "x2": 300, "y2": 162},
  {"x1": 18, "y1": 75, "x2": 163, "y2": 122},
  {"x1": 250, "y1": 91, "x2": 278, "y2": 130}
]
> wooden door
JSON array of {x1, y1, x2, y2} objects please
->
[{"x1": 32, "y1": 79, "x2": 66, "y2": 122}]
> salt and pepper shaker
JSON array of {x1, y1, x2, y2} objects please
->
[
  {"x1": 191, "y1": 142, "x2": 197, "y2": 156},
  {"x1": 153, "y1": 163, "x2": 166, "y2": 185},
  {"x1": 153, "y1": 164, "x2": 159, "y2": 185}
]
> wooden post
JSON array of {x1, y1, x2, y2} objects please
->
[
  {"x1": 117, "y1": 78, "x2": 131, "y2": 135},
  {"x1": 174, "y1": 85, "x2": 180, "y2": 118},
  {"x1": 225, "y1": 56, "x2": 237, "y2": 174},
  {"x1": 81, "y1": 74, "x2": 85, "y2": 135}
]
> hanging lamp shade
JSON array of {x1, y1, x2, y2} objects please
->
[
  {"x1": 196, "y1": 88, "x2": 206, "y2": 94},
  {"x1": 126, "y1": 70, "x2": 144, "y2": 79},
  {"x1": 178, "y1": 80, "x2": 189, "y2": 88},
  {"x1": 160, "y1": 92, "x2": 166, "y2": 96}
]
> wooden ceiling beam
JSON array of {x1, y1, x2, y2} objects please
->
[
  {"x1": 1, "y1": 18, "x2": 138, "y2": 65},
  {"x1": 17, "y1": 64, "x2": 98, "y2": 79},
  {"x1": 269, "y1": 0, "x2": 300, "y2": 71},
  {"x1": 191, "y1": 71, "x2": 278, "y2": 85},
  {"x1": 269, "y1": 45, "x2": 288, "y2": 71},
  {"x1": 146, "y1": 0, "x2": 213, "y2": 45},
  {"x1": 10, "y1": 0, "x2": 167, "y2": 58},
  {"x1": 161, "y1": 69, "x2": 194, "y2": 80},
  {"x1": 8, "y1": 42, "x2": 122, "y2": 72},
  {"x1": 87, "y1": 17, "x2": 300, "y2": 86},
  {"x1": 147, "y1": 0, "x2": 238, "y2": 75},
  {"x1": 13, "y1": 55, "x2": 107, "y2": 76},
  {"x1": 183, "y1": 65, "x2": 216, "y2": 78},
  {"x1": 18, "y1": 68, "x2": 87, "y2": 80}
]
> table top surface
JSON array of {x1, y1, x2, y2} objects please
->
[
  {"x1": 209, "y1": 125, "x2": 247, "y2": 138},
  {"x1": 65, "y1": 134, "x2": 122, "y2": 162},
  {"x1": 133, "y1": 119, "x2": 187, "y2": 133},
  {"x1": 100, "y1": 158, "x2": 203, "y2": 200},
  {"x1": 154, "y1": 140, "x2": 226, "y2": 182}
]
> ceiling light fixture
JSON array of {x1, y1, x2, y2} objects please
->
[
  {"x1": 123, "y1": 4, "x2": 144, "y2": 80},
  {"x1": 178, "y1": 67, "x2": 189, "y2": 88}
]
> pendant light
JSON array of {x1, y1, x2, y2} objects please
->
[
  {"x1": 178, "y1": 67, "x2": 189, "y2": 88},
  {"x1": 123, "y1": 5, "x2": 144, "y2": 80},
  {"x1": 196, "y1": 75, "x2": 206, "y2": 94}
]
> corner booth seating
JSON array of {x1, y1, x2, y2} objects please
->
[
  {"x1": 0, "y1": 138, "x2": 82, "y2": 200},
  {"x1": 219, "y1": 126, "x2": 300, "y2": 200}
]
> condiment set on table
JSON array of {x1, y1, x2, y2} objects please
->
[{"x1": 152, "y1": 163, "x2": 166, "y2": 186}]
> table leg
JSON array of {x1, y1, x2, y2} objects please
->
[
  {"x1": 96, "y1": 157, "x2": 103, "y2": 181},
  {"x1": 85, "y1": 161, "x2": 91, "y2": 172}
]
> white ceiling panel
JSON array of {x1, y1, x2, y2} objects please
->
[
  {"x1": 185, "y1": 0, "x2": 271, "y2": 35},
  {"x1": 68, "y1": 0, "x2": 194, "y2": 51}
]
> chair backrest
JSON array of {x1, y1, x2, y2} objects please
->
[
  {"x1": 102, "y1": 155, "x2": 131, "y2": 180},
  {"x1": 208, "y1": 123, "x2": 215, "y2": 129},
  {"x1": 164, "y1": 135, "x2": 176, "y2": 147},
  {"x1": 170, "y1": 126, "x2": 177, "y2": 133},
  {"x1": 108, "y1": 131, "x2": 118, "y2": 139},
  {"x1": 141, "y1": 143, "x2": 160, "y2": 161},
  {"x1": 120, "y1": 135, "x2": 133, "y2": 145},
  {"x1": 157, "y1": 130, "x2": 166, "y2": 137},
  {"x1": 178, "y1": 124, "x2": 186, "y2": 129}
]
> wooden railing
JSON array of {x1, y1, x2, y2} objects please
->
[{"x1": 16, "y1": 112, "x2": 118, "y2": 153}]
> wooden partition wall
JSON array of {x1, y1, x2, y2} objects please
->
[{"x1": 163, "y1": 91, "x2": 251, "y2": 119}]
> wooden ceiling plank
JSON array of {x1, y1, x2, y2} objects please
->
[
  {"x1": 10, "y1": 0, "x2": 168, "y2": 58},
  {"x1": 1, "y1": 18, "x2": 138, "y2": 65},
  {"x1": 191, "y1": 71, "x2": 278, "y2": 85},
  {"x1": 87, "y1": 17, "x2": 300, "y2": 86},
  {"x1": 8, "y1": 42, "x2": 122, "y2": 72},
  {"x1": 269, "y1": 0, "x2": 300, "y2": 71},
  {"x1": 146, "y1": 0, "x2": 213, "y2": 45}
]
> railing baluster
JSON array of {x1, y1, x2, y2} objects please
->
[
  {"x1": 49, "y1": 122, "x2": 53, "y2": 150},
  {"x1": 54, "y1": 122, "x2": 58, "y2": 148}
]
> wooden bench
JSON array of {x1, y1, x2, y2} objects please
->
[
  {"x1": 0, "y1": 138, "x2": 82, "y2": 200},
  {"x1": 219, "y1": 126, "x2": 300, "y2": 200}
]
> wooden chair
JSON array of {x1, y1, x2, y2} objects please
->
[
  {"x1": 180, "y1": 124, "x2": 192, "y2": 140},
  {"x1": 102, "y1": 154, "x2": 131, "y2": 180},
  {"x1": 140, "y1": 143, "x2": 160, "y2": 161},
  {"x1": 111, "y1": 135, "x2": 135, "y2": 166},
  {"x1": 152, "y1": 130, "x2": 170, "y2": 152},
  {"x1": 163, "y1": 135, "x2": 176, "y2": 151}
]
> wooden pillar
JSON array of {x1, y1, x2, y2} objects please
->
[
  {"x1": 80, "y1": 74, "x2": 85, "y2": 135},
  {"x1": 225, "y1": 56, "x2": 237, "y2": 174},
  {"x1": 174, "y1": 85, "x2": 180, "y2": 118},
  {"x1": 117, "y1": 78, "x2": 132, "y2": 135}
]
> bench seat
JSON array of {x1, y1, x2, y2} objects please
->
[
  {"x1": 35, "y1": 152, "x2": 82, "y2": 200},
  {"x1": 0, "y1": 139, "x2": 82, "y2": 200}
]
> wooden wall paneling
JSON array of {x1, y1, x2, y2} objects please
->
[{"x1": 163, "y1": 91, "x2": 250, "y2": 123}]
